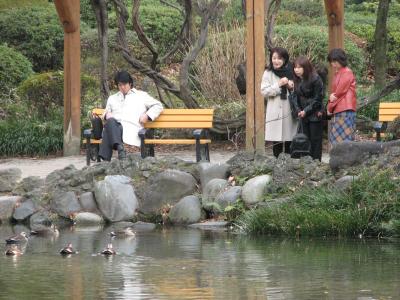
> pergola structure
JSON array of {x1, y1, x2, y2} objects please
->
[{"x1": 55, "y1": 0, "x2": 344, "y2": 156}]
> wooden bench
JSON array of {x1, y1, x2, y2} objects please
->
[
  {"x1": 83, "y1": 108, "x2": 214, "y2": 165},
  {"x1": 374, "y1": 102, "x2": 400, "y2": 141}
]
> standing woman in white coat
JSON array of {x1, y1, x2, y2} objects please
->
[{"x1": 261, "y1": 47, "x2": 298, "y2": 157}]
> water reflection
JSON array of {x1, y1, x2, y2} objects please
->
[{"x1": 0, "y1": 225, "x2": 399, "y2": 299}]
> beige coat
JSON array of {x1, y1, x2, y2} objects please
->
[{"x1": 260, "y1": 70, "x2": 298, "y2": 142}]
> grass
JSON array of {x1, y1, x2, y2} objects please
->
[
  {"x1": 236, "y1": 169, "x2": 400, "y2": 238},
  {"x1": 0, "y1": 0, "x2": 48, "y2": 11}
]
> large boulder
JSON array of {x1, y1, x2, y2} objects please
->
[
  {"x1": 12, "y1": 176, "x2": 44, "y2": 195},
  {"x1": 139, "y1": 169, "x2": 197, "y2": 214},
  {"x1": 0, "y1": 195, "x2": 21, "y2": 223},
  {"x1": 0, "y1": 168, "x2": 22, "y2": 192},
  {"x1": 94, "y1": 175, "x2": 138, "y2": 222},
  {"x1": 202, "y1": 178, "x2": 229, "y2": 212},
  {"x1": 51, "y1": 191, "x2": 81, "y2": 218},
  {"x1": 73, "y1": 212, "x2": 104, "y2": 226},
  {"x1": 197, "y1": 162, "x2": 230, "y2": 189},
  {"x1": 216, "y1": 186, "x2": 242, "y2": 210},
  {"x1": 242, "y1": 175, "x2": 272, "y2": 206},
  {"x1": 329, "y1": 140, "x2": 400, "y2": 171},
  {"x1": 13, "y1": 199, "x2": 38, "y2": 221},
  {"x1": 79, "y1": 192, "x2": 99, "y2": 213},
  {"x1": 169, "y1": 195, "x2": 202, "y2": 225}
]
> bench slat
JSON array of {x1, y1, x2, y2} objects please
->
[
  {"x1": 154, "y1": 115, "x2": 213, "y2": 122},
  {"x1": 82, "y1": 139, "x2": 102, "y2": 144},
  {"x1": 379, "y1": 103, "x2": 400, "y2": 109},
  {"x1": 145, "y1": 121, "x2": 213, "y2": 129},
  {"x1": 144, "y1": 139, "x2": 211, "y2": 145},
  {"x1": 158, "y1": 109, "x2": 214, "y2": 115},
  {"x1": 379, "y1": 115, "x2": 400, "y2": 122}
]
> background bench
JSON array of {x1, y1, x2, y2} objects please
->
[
  {"x1": 83, "y1": 108, "x2": 214, "y2": 165},
  {"x1": 374, "y1": 102, "x2": 400, "y2": 141}
]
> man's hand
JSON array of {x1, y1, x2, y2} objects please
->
[
  {"x1": 105, "y1": 112, "x2": 113, "y2": 120},
  {"x1": 139, "y1": 113, "x2": 149, "y2": 125}
]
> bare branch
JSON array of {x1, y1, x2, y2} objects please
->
[
  {"x1": 265, "y1": 0, "x2": 281, "y2": 52},
  {"x1": 91, "y1": 0, "x2": 109, "y2": 105},
  {"x1": 179, "y1": 0, "x2": 220, "y2": 108},
  {"x1": 159, "y1": 0, "x2": 183, "y2": 13},
  {"x1": 132, "y1": 0, "x2": 159, "y2": 69}
]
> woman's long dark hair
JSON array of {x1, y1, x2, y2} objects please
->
[{"x1": 293, "y1": 56, "x2": 316, "y2": 92}]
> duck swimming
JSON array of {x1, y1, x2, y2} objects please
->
[
  {"x1": 5, "y1": 232, "x2": 28, "y2": 244},
  {"x1": 110, "y1": 227, "x2": 135, "y2": 238},
  {"x1": 101, "y1": 243, "x2": 116, "y2": 255},
  {"x1": 59, "y1": 243, "x2": 77, "y2": 255},
  {"x1": 5, "y1": 245, "x2": 23, "y2": 256}
]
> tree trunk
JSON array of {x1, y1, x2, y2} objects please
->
[{"x1": 373, "y1": 0, "x2": 390, "y2": 88}]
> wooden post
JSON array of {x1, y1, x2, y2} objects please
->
[
  {"x1": 324, "y1": 0, "x2": 344, "y2": 84},
  {"x1": 246, "y1": 0, "x2": 265, "y2": 154},
  {"x1": 55, "y1": 0, "x2": 81, "y2": 156}
]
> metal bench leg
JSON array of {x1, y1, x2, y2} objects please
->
[
  {"x1": 86, "y1": 136, "x2": 91, "y2": 166},
  {"x1": 195, "y1": 138, "x2": 201, "y2": 162}
]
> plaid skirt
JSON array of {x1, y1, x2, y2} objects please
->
[{"x1": 329, "y1": 110, "x2": 356, "y2": 145}]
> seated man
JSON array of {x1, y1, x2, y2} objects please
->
[{"x1": 99, "y1": 71, "x2": 163, "y2": 161}]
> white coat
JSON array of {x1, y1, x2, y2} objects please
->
[
  {"x1": 104, "y1": 88, "x2": 163, "y2": 146},
  {"x1": 260, "y1": 70, "x2": 298, "y2": 142}
]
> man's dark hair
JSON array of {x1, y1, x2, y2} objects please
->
[
  {"x1": 268, "y1": 47, "x2": 290, "y2": 70},
  {"x1": 114, "y1": 71, "x2": 134, "y2": 87},
  {"x1": 327, "y1": 48, "x2": 348, "y2": 67}
]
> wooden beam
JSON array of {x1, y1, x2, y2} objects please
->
[
  {"x1": 246, "y1": 0, "x2": 255, "y2": 152},
  {"x1": 55, "y1": 0, "x2": 81, "y2": 156},
  {"x1": 246, "y1": 0, "x2": 265, "y2": 154},
  {"x1": 54, "y1": 0, "x2": 79, "y2": 33}
]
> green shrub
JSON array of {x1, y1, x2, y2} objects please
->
[
  {"x1": 274, "y1": 25, "x2": 367, "y2": 80},
  {"x1": 17, "y1": 71, "x2": 99, "y2": 118},
  {"x1": 0, "y1": 6, "x2": 64, "y2": 72},
  {"x1": 0, "y1": 0, "x2": 48, "y2": 11},
  {"x1": 137, "y1": 4, "x2": 183, "y2": 56},
  {"x1": 0, "y1": 44, "x2": 33, "y2": 95},
  {"x1": 236, "y1": 170, "x2": 400, "y2": 237},
  {"x1": 281, "y1": 0, "x2": 325, "y2": 18},
  {"x1": 0, "y1": 117, "x2": 63, "y2": 157}
]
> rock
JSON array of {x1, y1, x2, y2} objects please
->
[
  {"x1": 94, "y1": 175, "x2": 138, "y2": 222},
  {"x1": 197, "y1": 162, "x2": 230, "y2": 188},
  {"x1": 0, "y1": 168, "x2": 22, "y2": 192},
  {"x1": 73, "y1": 212, "x2": 104, "y2": 226},
  {"x1": 329, "y1": 140, "x2": 400, "y2": 171},
  {"x1": 51, "y1": 191, "x2": 81, "y2": 218},
  {"x1": 13, "y1": 199, "x2": 37, "y2": 221},
  {"x1": 242, "y1": 175, "x2": 272, "y2": 206},
  {"x1": 131, "y1": 221, "x2": 157, "y2": 231},
  {"x1": 334, "y1": 175, "x2": 358, "y2": 191},
  {"x1": 169, "y1": 195, "x2": 202, "y2": 225},
  {"x1": 227, "y1": 152, "x2": 275, "y2": 178},
  {"x1": 0, "y1": 196, "x2": 21, "y2": 223},
  {"x1": 79, "y1": 192, "x2": 99, "y2": 212},
  {"x1": 30, "y1": 210, "x2": 53, "y2": 228},
  {"x1": 202, "y1": 179, "x2": 229, "y2": 212},
  {"x1": 12, "y1": 176, "x2": 44, "y2": 195},
  {"x1": 140, "y1": 169, "x2": 197, "y2": 215},
  {"x1": 188, "y1": 220, "x2": 229, "y2": 230},
  {"x1": 216, "y1": 186, "x2": 242, "y2": 210}
]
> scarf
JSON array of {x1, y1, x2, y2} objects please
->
[{"x1": 271, "y1": 62, "x2": 294, "y2": 99}]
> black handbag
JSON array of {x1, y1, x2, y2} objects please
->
[{"x1": 288, "y1": 91, "x2": 300, "y2": 119}]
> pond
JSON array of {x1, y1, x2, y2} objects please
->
[{"x1": 0, "y1": 225, "x2": 399, "y2": 299}]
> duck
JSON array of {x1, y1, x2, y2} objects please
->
[
  {"x1": 100, "y1": 243, "x2": 116, "y2": 256},
  {"x1": 30, "y1": 224, "x2": 59, "y2": 237},
  {"x1": 5, "y1": 245, "x2": 23, "y2": 256},
  {"x1": 59, "y1": 243, "x2": 78, "y2": 255},
  {"x1": 5, "y1": 232, "x2": 29, "y2": 244},
  {"x1": 110, "y1": 227, "x2": 135, "y2": 238}
]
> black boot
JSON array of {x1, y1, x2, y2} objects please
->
[{"x1": 117, "y1": 144, "x2": 126, "y2": 160}]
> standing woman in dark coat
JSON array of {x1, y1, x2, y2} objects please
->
[{"x1": 292, "y1": 56, "x2": 324, "y2": 161}]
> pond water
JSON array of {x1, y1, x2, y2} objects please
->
[{"x1": 0, "y1": 225, "x2": 399, "y2": 300}]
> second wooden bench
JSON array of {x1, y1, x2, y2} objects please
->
[{"x1": 373, "y1": 102, "x2": 400, "y2": 141}]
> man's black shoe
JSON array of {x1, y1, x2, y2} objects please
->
[{"x1": 117, "y1": 145, "x2": 126, "y2": 160}]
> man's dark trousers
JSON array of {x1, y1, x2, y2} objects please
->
[{"x1": 99, "y1": 118, "x2": 123, "y2": 161}]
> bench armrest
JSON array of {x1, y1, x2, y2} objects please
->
[
  {"x1": 138, "y1": 128, "x2": 147, "y2": 138},
  {"x1": 193, "y1": 129, "x2": 204, "y2": 139},
  {"x1": 83, "y1": 129, "x2": 92, "y2": 138}
]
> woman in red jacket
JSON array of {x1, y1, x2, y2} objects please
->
[{"x1": 327, "y1": 48, "x2": 357, "y2": 145}]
